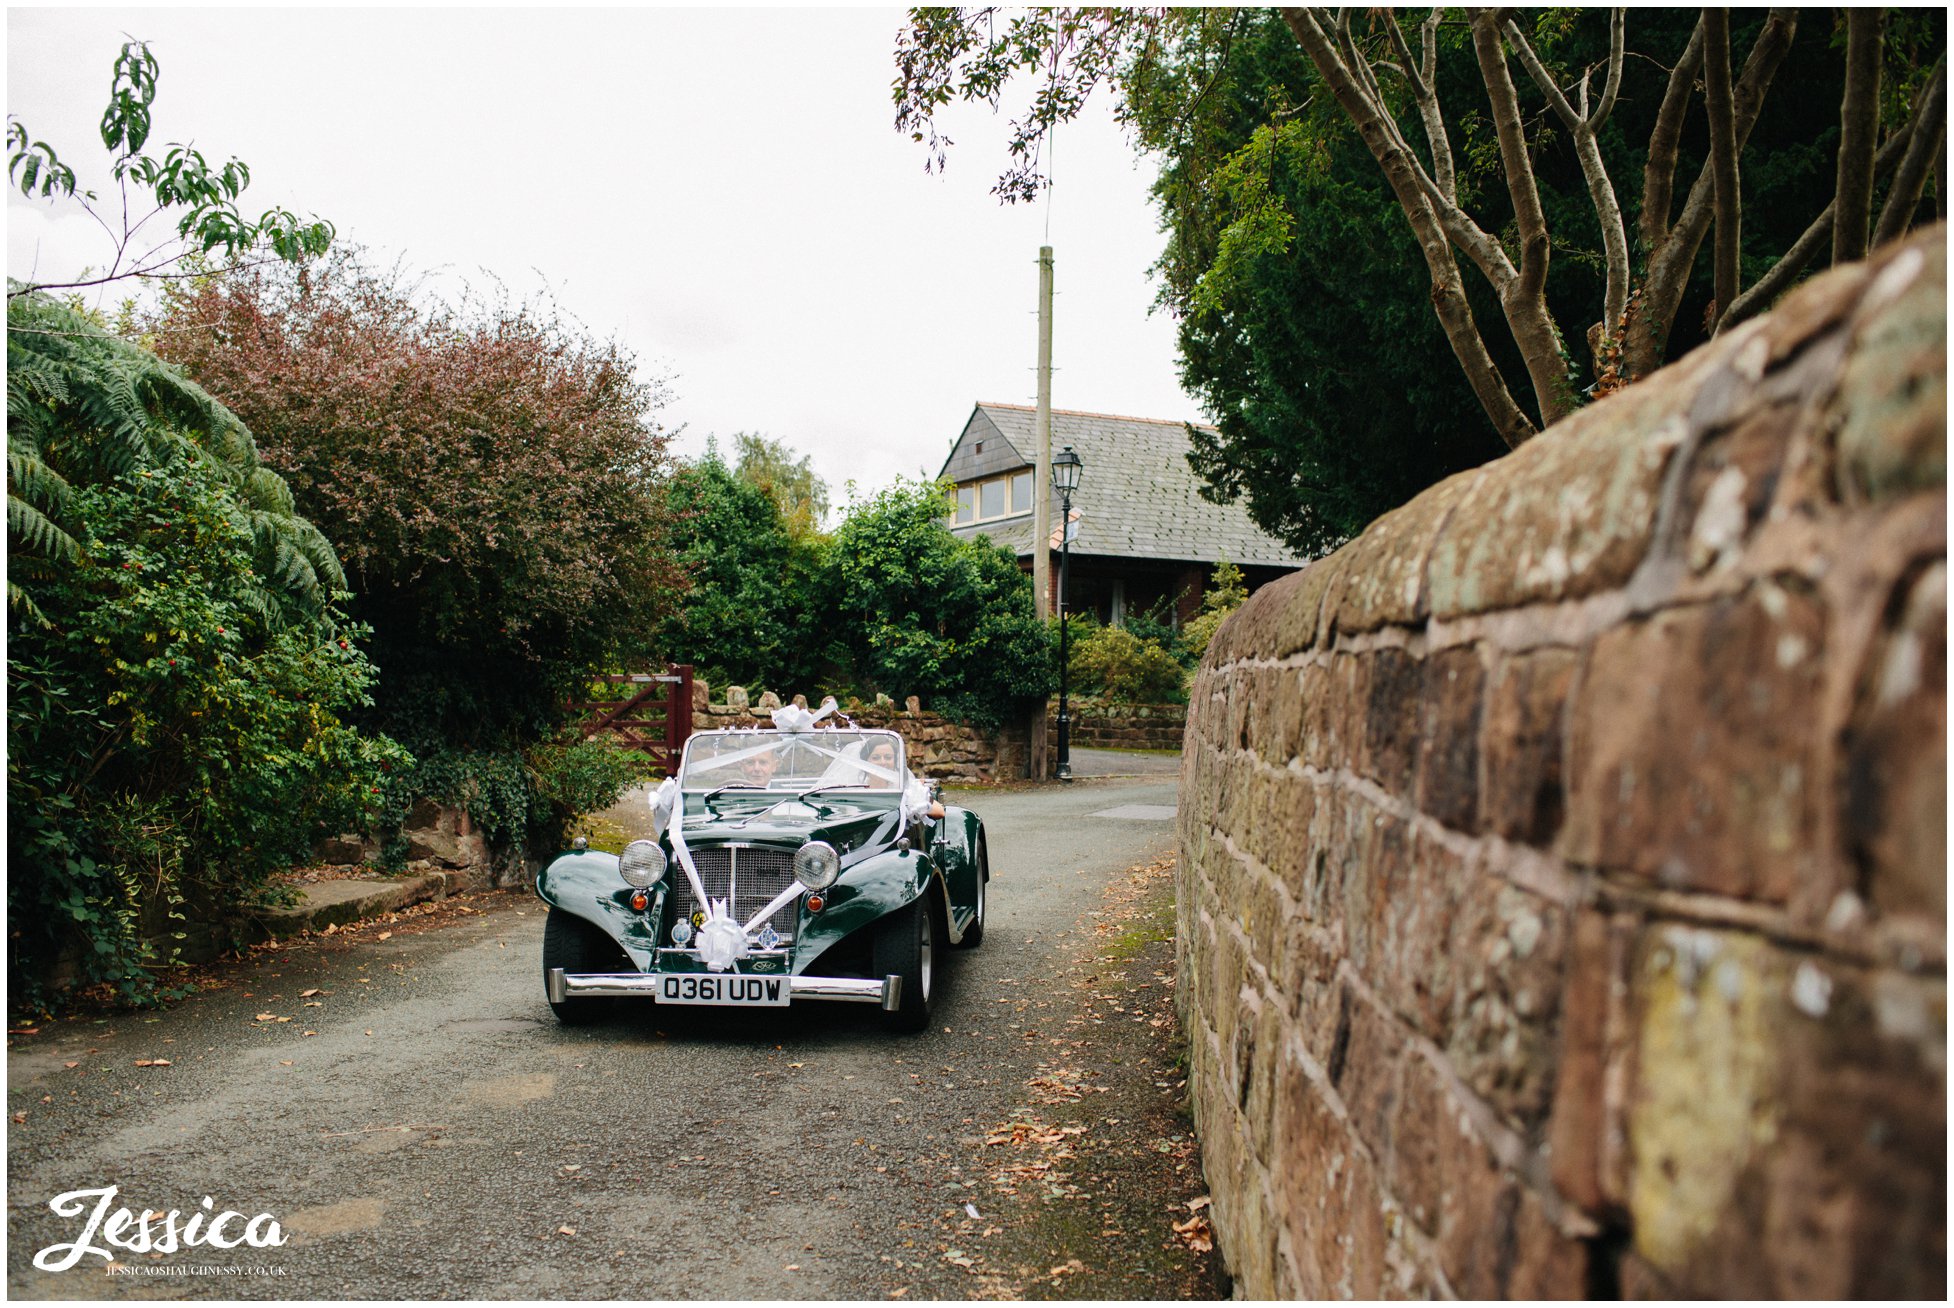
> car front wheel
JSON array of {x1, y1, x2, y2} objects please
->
[
  {"x1": 873, "y1": 895, "x2": 935, "y2": 1034},
  {"x1": 542, "y1": 909, "x2": 620, "y2": 1026}
]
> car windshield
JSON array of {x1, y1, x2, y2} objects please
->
[{"x1": 678, "y1": 730, "x2": 907, "y2": 793}]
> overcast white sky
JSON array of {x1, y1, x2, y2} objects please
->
[{"x1": 7, "y1": 6, "x2": 1202, "y2": 510}]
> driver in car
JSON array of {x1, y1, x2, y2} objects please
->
[{"x1": 735, "y1": 745, "x2": 780, "y2": 788}]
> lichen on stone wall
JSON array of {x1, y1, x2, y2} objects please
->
[{"x1": 1177, "y1": 228, "x2": 1946, "y2": 1299}]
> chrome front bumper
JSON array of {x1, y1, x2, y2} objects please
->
[{"x1": 547, "y1": 968, "x2": 902, "y2": 1011}]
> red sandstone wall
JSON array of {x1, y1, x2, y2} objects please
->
[{"x1": 1177, "y1": 230, "x2": 1945, "y2": 1298}]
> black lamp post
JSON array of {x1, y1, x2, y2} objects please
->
[{"x1": 1052, "y1": 445, "x2": 1083, "y2": 782}]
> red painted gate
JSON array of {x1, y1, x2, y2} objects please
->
[{"x1": 570, "y1": 664, "x2": 694, "y2": 777}]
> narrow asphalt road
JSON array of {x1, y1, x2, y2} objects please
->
[{"x1": 8, "y1": 770, "x2": 1205, "y2": 1300}]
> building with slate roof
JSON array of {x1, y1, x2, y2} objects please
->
[{"x1": 939, "y1": 401, "x2": 1311, "y2": 626}]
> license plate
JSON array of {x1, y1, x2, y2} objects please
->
[{"x1": 654, "y1": 974, "x2": 790, "y2": 1007}]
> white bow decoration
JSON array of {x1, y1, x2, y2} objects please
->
[
  {"x1": 647, "y1": 776, "x2": 678, "y2": 836},
  {"x1": 770, "y1": 695, "x2": 838, "y2": 733}
]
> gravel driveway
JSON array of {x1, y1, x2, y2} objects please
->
[{"x1": 7, "y1": 774, "x2": 1220, "y2": 1300}]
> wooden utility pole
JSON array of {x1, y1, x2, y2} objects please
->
[
  {"x1": 1033, "y1": 245, "x2": 1054, "y2": 619},
  {"x1": 1029, "y1": 245, "x2": 1055, "y2": 779}
]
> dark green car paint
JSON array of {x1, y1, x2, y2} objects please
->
[{"x1": 534, "y1": 789, "x2": 986, "y2": 980}]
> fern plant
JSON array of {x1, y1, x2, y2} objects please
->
[
  {"x1": 7, "y1": 289, "x2": 400, "y2": 1008},
  {"x1": 7, "y1": 288, "x2": 342, "y2": 622}
]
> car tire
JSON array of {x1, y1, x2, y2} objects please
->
[
  {"x1": 873, "y1": 895, "x2": 935, "y2": 1034},
  {"x1": 542, "y1": 909, "x2": 620, "y2": 1026},
  {"x1": 957, "y1": 841, "x2": 987, "y2": 949}
]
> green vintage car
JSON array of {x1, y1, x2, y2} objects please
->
[{"x1": 536, "y1": 721, "x2": 989, "y2": 1033}]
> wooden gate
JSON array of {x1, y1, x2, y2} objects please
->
[{"x1": 571, "y1": 664, "x2": 694, "y2": 777}]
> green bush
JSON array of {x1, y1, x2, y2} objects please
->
[
  {"x1": 526, "y1": 737, "x2": 654, "y2": 842},
  {"x1": 151, "y1": 249, "x2": 686, "y2": 754},
  {"x1": 659, "y1": 450, "x2": 833, "y2": 694},
  {"x1": 831, "y1": 479, "x2": 1056, "y2": 726},
  {"x1": 1181, "y1": 559, "x2": 1247, "y2": 662},
  {"x1": 1068, "y1": 623, "x2": 1188, "y2": 704},
  {"x1": 8, "y1": 297, "x2": 405, "y2": 1005}
]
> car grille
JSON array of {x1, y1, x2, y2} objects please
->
[{"x1": 676, "y1": 846, "x2": 800, "y2": 941}]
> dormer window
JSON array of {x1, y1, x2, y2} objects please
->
[{"x1": 955, "y1": 469, "x2": 1035, "y2": 524}]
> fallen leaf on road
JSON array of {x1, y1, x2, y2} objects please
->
[
  {"x1": 300, "y1": 989, "x2": 324, "y2": 998},
  {"x1": 276, "y1": 1017, "x2": 293, "y2": 1024},
  {"x1": 1187, "y1": 1195, "x2": 1211, "y2": 1212},
  {"x1": 8, "y1": 1027, "x2": 41, "y2": 1036},
  {"x1": 364, "y1": 1029, "x2": 374, "y2": 1036},
  {"x1": 889, "y1": 1288, "x2": 908, "y2": 1298},
  {"x1": 1172, "y1": 1214, "x2": 1214, "y2": 1252},
  {"x1": 280, "y1": 1061, "x2": 294, "y2": 1067},
  {"x1": 556, "y1": 1225, "x2": 576, "y2": 1237},
  {"x1": 943, "y1": 1251, "x2": 974, "y2": 1270},
  {"x1": 302, "y1": 1031, "x2": 318, "y2": 1037},
  {"x1": 10, "y1": 1112, "x2": 24, "y2": 1123},
  {"x1": 63, "y1": 1061, "x2": 78, "y2": 1069},
  {"x1": 304, "y1": 1002, "x2": 322, "y2": 1008},
  {"x1": 255, "y1": 1013, "x2": 278, "y2": 1022},
  {"x1": 377, "y1": 932, "x2": 393, "y2": 941},
  {"x1": 784, "y1": 1264, "x2": 800, "y2": 1272},
  {"x1": 134, "y1": 1059, "x2": 171, "y2": 1067}
]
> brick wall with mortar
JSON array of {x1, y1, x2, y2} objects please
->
[
  {"x1": 1176, "y1": 229, "x2": 1945, "y2": 1298},
  {"x1": 1046, "y1": 698, "x2": 1189, "y2": 751}
]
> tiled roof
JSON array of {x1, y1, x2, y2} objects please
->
[{"x1": 938, "y1": 402, "x2": 1311, "y2": 569}]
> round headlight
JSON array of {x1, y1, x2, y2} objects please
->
[
  {"x1": 792, "y1": 841, "x2": 840, "y2": 890},
  {"x1": 619, "y1": 840, "x2": 667, "y2": 889}
]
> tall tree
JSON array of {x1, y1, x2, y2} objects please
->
[
  {"x1": 1130, "y1": 11, "x2": 1507, "y2": 554},
  {"x1": 731, "y1": 431, "x2": 830, "y2": 538},
  {"x1": 895, "y1": 7, "x2": 1946, "y2": 440},
  {"x1": 660, "y1": 448, "x2": 833, "y2": 695}
]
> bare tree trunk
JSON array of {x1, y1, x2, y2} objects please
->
[
  {"x1": 1720, "y1": 124, "x2": 1916, "y2": 331},
  {"x1": 1873, "y1": 61, "x2": 1948, "y2": 248},
  {"x1": 1834, "y1": 8, "x2": 1884, "y2": 265},
  {"x1": 1641, "y1": 18, "x2": 1707, "y2": 256},
  {"x1": 1703, "y1": 11, "x2": 1741, "y2": 322},
  {"x1": 1281, "y1": 7, "x2": 1539, "y2": 449},
  {"x1": 1506, "y1": 11, "x2": 1628, "y2": 366},
  {"x1": 1469, "y1": 9, "x2": 1574, "y2": 425},
  {"x1": 1627, "y1": 9, "x2": 1797, "y2": 379}
]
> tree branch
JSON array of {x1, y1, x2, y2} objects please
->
[
  {"x1": 1470, "y1": 8, "x2": 1572, "y2": 424},
  {"x1": 1640, "y1": 16, "x2": 1706, "y2": 254},
  {"x1": 1873, "y1": 59, "x2": 1947, "y2": 249},
  {"x1": 1720, "y1": 120, "x2": 1918, "y2": 331},
  {"x1": 1593, "y1": 8, "x2": 1626, "y2": 129},
  {"x1": 1703, "y1": 10, "x2": 1741, "y2": 319},
  {"x1": 1834, "y1": 8, "x2": 1884, "y2": 265},
  {"x1": 1282, "y1": 6, "x2": 1538, "y2": 448},
  {"x1": 1505, "y1": 11, "x2": 1631, "y2": 348},
  {"x1": 1628, "y1": 8, "x2": 1796, "y2": 378}
]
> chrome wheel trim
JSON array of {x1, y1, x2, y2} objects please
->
[{"x1": 919, "y1": 902, "x2": 934, "y2": 1001}]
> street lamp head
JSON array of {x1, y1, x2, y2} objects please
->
[{"x1": 1052, "y1": 445, "x2": 1083, "y2": 495}]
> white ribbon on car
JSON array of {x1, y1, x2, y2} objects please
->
[
  {"x1": 647, "y1": 720, "x2": 931, "y2": 966},
  {"x1": 647, "y1": 775, "x2": 714, "y2": 930},
  {"x1": 770, "y1": 695, "x2": 838, "y2": 733},
  {"x1": 901, "y1": 775, "x2": 934, "y2": 826}
]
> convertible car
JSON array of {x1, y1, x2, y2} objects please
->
[{"x1": 536, "y1": 712, "x2": 989, "y2": 1033}]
